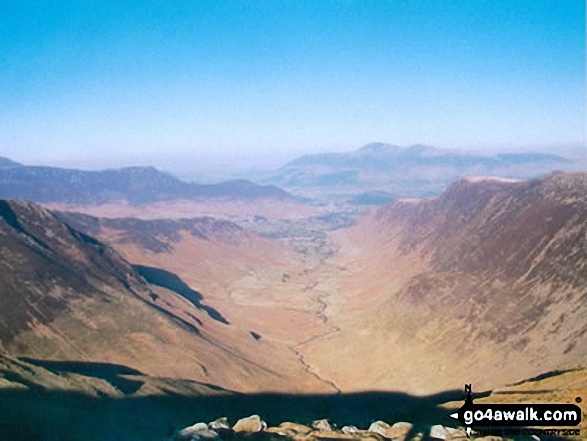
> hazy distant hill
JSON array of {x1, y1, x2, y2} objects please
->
[
  {"x1": 263, "y1": 143, "x2": 581, "y2": 205},
  {"x1": 0, "y1": 157, "x2": 21, "y2": 167},
  {"x1": 0, "y1": 157, "x2": 291, "y2": 204}
]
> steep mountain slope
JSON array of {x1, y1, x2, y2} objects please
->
[
  {"x1": 0, "y1": 200, "x2": 330, "y2": 393},
  {"x1": 0, "y1": 353, "x2": 234, "y2": 398},
  {"x1": 302, "y1": 172, "x2": 587, "y2": 394},
  {"x1": 0, "y1": 160, "x2": 291, "y2": 204},
  {"x1": 55, "y1": 211, "x2": 343, "y2": 393},
  {"x1": 54, "y1": 172, "x2": 587, "y2": 396}
]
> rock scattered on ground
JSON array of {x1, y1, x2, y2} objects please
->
[
  {"x1": 367, "y1": 421, "x2": 390, "y2": 437},
  {"x1": 444, "y1": 427, "x2": 466, "y2": 440},
  {"x1": 176, "y1": 422, "x2": 218, "y2": 441},
  {"x1": 385, "y1": 422, "x2": 413, "y2": 441},
  {"x1": 313, "y1": 430, "x2": 358, "y2": 439},
  {"x1": 175, "y1": 416, "x2": 502, "y2": 441},
  {"x1": 342, "y1": 426, "x2": 360, "y2": 434},
  {"x1": 312, "y1": 419, "x2": 333, "y2": 431},
  {"x1": 209, "y1": 417, "x2": 231, "y2": 431},
  {"x1": 233, "y1": 415, "x2": 268, "y2": 433},
  {"x1": 429, "y1": 425, "x2": 448, "y2": 440},
  {"x1": 355, "y1": 431, "x2": 385, "y2": 441},
  {"x1": 266, "y1": 422, "x2": 314, "y2": 437}
]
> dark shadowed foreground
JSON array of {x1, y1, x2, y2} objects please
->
[{"x1": 0, "y1": 386, "x2": 467, "y2": 441}]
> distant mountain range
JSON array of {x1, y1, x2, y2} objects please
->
[
  {"x1": 3, "y1": 145, "x2": 581, "y2": 208},
  {"x1": 0, "y1": 157, "x2": 291, "y2": 204},
  {"x1": 262, "y1": 143, "x2": 584, "y2": 205}
]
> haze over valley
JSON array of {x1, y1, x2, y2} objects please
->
[
  {"x1": 0, "y1": 148, "x2": 586, "y2": 439},
  {"x1": 1, "y1": 1, "x2": 585, "y2": 439}
]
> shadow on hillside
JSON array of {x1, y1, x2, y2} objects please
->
[
  {"x1": 132, "y1": 264, "x2": 230, "y2": 325},
  {"x1": 0, "y1": 387, "x2": 473, "y2": 441}
]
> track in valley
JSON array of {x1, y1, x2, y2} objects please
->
[
  {"x1": 240, "y1": 215, "x2": 352, "y2": 394},
  {"x1": 289, "y1": 261, "x2": 343, "y2": 394},
  {"x1": 289, "y1": 292, "x2": 342, "y2": 394}
]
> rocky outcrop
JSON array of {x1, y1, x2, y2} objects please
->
[
  {"x1": 385, "y1": 422, "x2": 413, "y2": 441},
  {"x1": 429, "y1": 426, "x2": 466, "y2": 441},
  {"x1": 367, "y1": 421, "x2": 390, "y2": 437},
  {"x1": 342, "y1": 426, "x2": 360, "y2": 434},
  {"x1": 209, "y1": 418, "x2": 231, "y2": 431},
  {"x1": 176, "y1": 423, "x2": 218, "y2": 441},
  {"x1": 429, "y1": 425, "x2": 448, "y2": 440},
  {"x1": 312, "y1": 420, "x2": 333, "y2": 431},
  {"x1": 233, "y1": 415, "x2": 268, "y2": 433},
  {"x1": 266, "y1": 423, "x2": 313, "y2": 437}
]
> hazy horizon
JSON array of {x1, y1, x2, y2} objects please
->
[
  {"x1": 1, "y1": 1, "x2": 585, "y2": 179},
  {"x1": 3, "y1": 140, "x2": 585, "y2": 183}
]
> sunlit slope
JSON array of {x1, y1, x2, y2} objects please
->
[
  {"x1": 59, "y1": 212, "x2": 349, "y2": 393},
  {"x1": 0, "y1": 200, "x2": 329, "y2": 393},
  {"x1": 46, "y1": 172, "x2": 587, "y2": 396},
  {"x1": 441, "y1": 367, "x2": 587, "y2": 433},
  {"x1": 303, "y1": 172, "x2": 587, "y2": 394}
]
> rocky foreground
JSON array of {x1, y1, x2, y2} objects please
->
[{"x1": 174, "y1": 416, "x2": 484, "y2": 441}]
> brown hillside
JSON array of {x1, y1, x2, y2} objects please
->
[
  {"x1": 0, "y1": 200, "x2": 330, "y2": 393},
  {"x1": 302, "y1": 173, "x2": 587, "y2": 394}
]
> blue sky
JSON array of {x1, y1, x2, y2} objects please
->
[{"x1": 0, "y1": 0, "x2": 584, "y2": 175}]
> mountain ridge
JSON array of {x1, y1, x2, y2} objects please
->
[
  {"x1": 0, "y1": 199, "x2": 330, "y2": 394},
  {"x1": 1, "y1": 171, "x2": 585, "y2": 399},
  {"x1": 300, "y1": 172, "x2": 587, "y2": 394},
  {"x1": 262, "y1": 143, "x2": 582, "y2": 205},
  {"x1": 0, "y1": 160, "x2": 292, "y2": 204}
]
